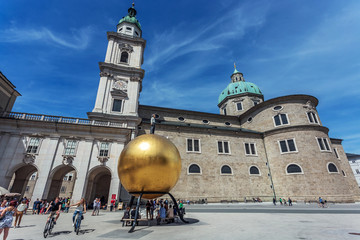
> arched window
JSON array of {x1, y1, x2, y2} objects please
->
[
  {"x1": 286, "y1": 164, "x2": 302, "y2": 174},
  {"x1": 120, "y1": 51, "x2": 129, "y2": 63},
  {"x1": 328, "y1": 163, "x2": 338, "y2": 173},
  {"x1": 188, "y1": 164, "x2": 201, "y2": 174},
  {"x1": 249, "y1": 166, "x2": 260, "y2": 175},
  {"x1": 221, "y1": 165, "x2": 232, "y2": 174}
]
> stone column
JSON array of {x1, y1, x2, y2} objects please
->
[
  {"x1": 30, "y1": 137, "x2": 60, "y2": 205},
  {"x1": 71, "y1": 140, "x2": 94, "y2": 203}
]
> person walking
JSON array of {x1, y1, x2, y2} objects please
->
[
  {"x1": 273, "y1": 197, "x2": 276, "y2": 206},
  {"x1": 0, "y1": 200, "x2": 17, "y2": 240},
  {"x1": 14, "y1": 200, "x2": 27, "y2": 228},
  {"x1": 288, "y1": 197, "x2": 292, "y2": 206},
  {"x1": 150, "y1": 114, "x2": 156, "y2": 134}
]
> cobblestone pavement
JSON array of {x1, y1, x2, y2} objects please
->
[{"x1": 5, "y1": 203, "x2": 360, "y2": 240}]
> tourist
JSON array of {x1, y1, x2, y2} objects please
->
[
  {"x1": 319, "y1": 197, "x2": 324, "y2": 208},
  {"x1": 121, "y1": 207, "x2": 131, "y2": 226},
  {"x1": 32, "y1": 199, "x2": 40, "y2": 214},
  {"x1": 92, "y1": 198, "x2": 97, "y2": 216},
  {"x1": 40, "y1": 201, "x2": 47, "y2": 214},
  {"x1": 14, "y1": 200, "x2": 27, "y2": 228},
  {"x1": 110, "y1": 198, "x2": 115, "y2": 211},
  {"x1": 146, "y1": 200, "x2": 151, "y2": 219},
  {"x1": 288, "y1": 197, "x2": 292, "y2": 206},
  {"x1": 166, "y1": 205, "x2": 174, "y2": 223},
  {"x1": 45, "y1": 197, "x2": 62, "y2": 224},
  {"x1": 150, "y1": 199, "x2": 154, "y2": 220},
  {"x1": 283, "y1": 198, "x2": 287, "y2": 206},
  {"x1": 0, "y1": 200, "x2": 17, "y2": 240},
  {"x1": 273, "y1": 197, "x2": 276, "y2": 206},
  {"x1": 150, "y1": 114, "x2": 156, "y2": 134},
  {"x1": 70, "y1": 198, "x2": 86, "y2": 227},
  {"x1": 130, "y1": 207, "x2": 140, "y2": 219},
  {"x1": 279, "y1": 198, "x2": 283, "y2": 205}
]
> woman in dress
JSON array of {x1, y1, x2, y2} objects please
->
[{"x1": 0, "y1": 200, "x2": 17, "y2": 240}]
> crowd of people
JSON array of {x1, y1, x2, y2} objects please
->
[
  {"x1": 32, "y1": 197, "x2": 72, "y2": 214},
  {"x1": 121, "y1": 199, "x2": 186, "y2": 225}
]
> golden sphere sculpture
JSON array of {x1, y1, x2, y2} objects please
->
[{"x1": 118, "y1": 134, "x2": 181, "y2": 199}]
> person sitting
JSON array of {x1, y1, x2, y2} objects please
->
[
  {"x1": 121, "y1": 207, "x2": 131, "y2": 226},
  {"x1": 130, "y1": 207, "x2": 140, "y2": 219}
]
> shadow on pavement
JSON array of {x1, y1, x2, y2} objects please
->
[
  {"x1": 16, "y1": 225, "x2": 36, "y2": 228},
  {"x1": 79, "y1": 229, "x2": 95, "y2": 235},
  {"x1": 51, "y1": 230, "x2": 72, "y2": 236}
]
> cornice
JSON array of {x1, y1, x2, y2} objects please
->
[
  {"x1": 99, "y1": 62, "x2": 145, "y2": 79},
  {"x1": 107, "y1": 31, "x2": 146, "y2": 48},
  {"x1": 263, "y1": 125, "x2": 329, "y2": 137}
]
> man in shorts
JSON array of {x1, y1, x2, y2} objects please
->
[{"x1": 45, "y1": 197, "x2": 62, "y2": 224}]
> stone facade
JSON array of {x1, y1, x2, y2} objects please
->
[{"x1": 0, "y1": 3, "x2": 359, "y2": 206}]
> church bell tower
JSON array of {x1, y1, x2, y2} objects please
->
[{"x1": 88, "y1": 3, "x2": 146, "y2": 129}]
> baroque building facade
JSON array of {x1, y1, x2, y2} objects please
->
[{"x1": 0, "y1": 4, "x2": 359, "y2": 205}]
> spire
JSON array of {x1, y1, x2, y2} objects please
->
[
  {"x1": 233, "y1": 62, "x2": 240, "y2": 74},
  {"x1": 128, "y1": 2, "x2": 137, "y2": 18}
]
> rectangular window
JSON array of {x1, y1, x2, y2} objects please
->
[
  {"x1": 60, "y1": 186, "x2": 66, "y2": 193},
  {"x1": 222, "y1": 107, "x2": 227, "y2": 116},
  {"x1": 244, "y1": 143, "x2": 257, "y2": 156},
  {"x1": 26, "y1": 138, "x2": 40, "y2": 154},
  {"x1": 186, "y1": 139, "x2": 201, "y2": 153},
  {"x1": 112, "y1": 99, "x2": 122, "y2": 112},
  {"x1": 317, "y1": 138, "x2": 331, "y2": 152},
  {"x1": 64, "y1": 140, "x2": 77, "y2": 155},
  {"x1": 99, "y1": 142, "x2": 110, "y2": 157},
  {"x1": 25, "y1": 186, "x2": 29, "y2": 192},
  {"x1": 307, "y1": 112, "x2": 319, "y2": 124},
  {"x1": 279, "y1": 139, "x2": 297, "y2": 153},
  {"x1": 274, "y1": 114, "x2": 289, "y2": 126},
  {"x1": 218, "y1": 141, "x2": 230, "y2": 154},
  {"x1": 236, "y1": 102, "x2": 243, "y2": 111},
  {"x1": 68, "y1": 175, "x2": 73, "y2": 181}
]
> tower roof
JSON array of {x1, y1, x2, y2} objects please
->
[
  {"x1": 119, "y1": 3, "x2": 142, "y2": 29},
  {"x1": 218, "y1": 67, "x2": 263, "y2": 105},
  {"x1": 218, "y1": 81, "x2": 263, "y2": 104}
]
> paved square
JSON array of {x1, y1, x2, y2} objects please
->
[{"x1": 5, "y1": 203, "x2": 360, "y2": 240}]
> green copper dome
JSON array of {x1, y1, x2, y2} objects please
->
[
  {"x1": 119, "y1": 15, "x2": 142, "y2": 29},
  {"x1": 218, "y1": 81, "x2": 263, "y2": 104}
]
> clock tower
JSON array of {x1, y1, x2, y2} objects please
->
[{"x1": 88, "y1": 3, "x2": 146, "y2": 131}]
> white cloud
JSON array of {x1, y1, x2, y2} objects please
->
[
  {"x1": 144, "y1": 1, "x2": 269, "y2": 72},
  {"x1": 0, "y1": 26, "x2": 93, "y2": 50}
]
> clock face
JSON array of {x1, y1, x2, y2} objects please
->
[{"x1": 113, "y1": 80, "x2": 127, "y2": 91}]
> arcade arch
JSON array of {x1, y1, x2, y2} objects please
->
[
  {"x1": 85, "y1": 166, "x2": 112, "y2": 206},
  {"x1": 46, "y1": 165, "x2": 77, "y2": 201},
  {"x1": 8, "y1": 164, "x2": 38, "y2": 198}
]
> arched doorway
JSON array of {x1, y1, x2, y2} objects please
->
[
  {"x1": 47, "y1": 165, "x2": 76, "y2": 201},
  {"x1": 9, "y1": 164, "x2": 38, "y2": 198},
  {"x1": 85, "y1": 167, "x2": 111, "y2": 207}
]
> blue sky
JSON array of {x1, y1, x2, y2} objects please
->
[{"x1": 0, "y1": 0, "x2": 359, "y2": 153}]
